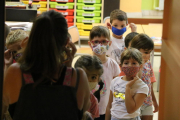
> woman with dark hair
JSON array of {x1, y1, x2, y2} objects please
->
[{"x1": 2, "y1": 10, "x2": 90, "y2": 120}]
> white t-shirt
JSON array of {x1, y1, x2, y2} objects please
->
[
  {"x1": 110, "y1": 76, "x2": 149, "y2": 119},
  {"x1": 106, "y1": 36, "x2": 125, "y2": 65},
  {"x1": 99, "y1": 57, "x2": 120, "y2": 115}
]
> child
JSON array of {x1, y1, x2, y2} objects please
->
[
  {"x1": 4, "y1": 29, "x2": 28, "y2": 72},
  {"x1": 106, "y1": 9, "x2": 137, "y2": 65},
  {"x1": 119, "y1": 32, "x2": 139, "y2": 76},
  {"x1": 6, "y1": 29, "x2": 29, "y2": 60},
  {"x1": 130, "y1": 33, "x2": 159, "y2": 120},
  {"x1": 124, "y1": 32, "x2": 157, "y2": 83},
  {"x1": 74, "y1": 55, "x2": 103, "y2": 119},
  {"x1": 105, "y1": 48, "x2": 149, "y2": 120},
  {"x1": 88, "y1": 26, "x2": 121, "y2": 120}
]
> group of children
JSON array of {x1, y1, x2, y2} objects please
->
[
  {"x1": 73, "y1": 9, "x2": 158, "y2": 120},
  {"x1": 4, "y1": 9, "x2": 158, "y2": 120}
]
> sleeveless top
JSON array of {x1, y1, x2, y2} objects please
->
[{"x1": 9, "y1": 67, "x2": 83, "y2": 120}]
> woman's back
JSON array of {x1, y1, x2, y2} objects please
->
[{"x1": 2, "y1": 10, "x2": 90, "y2": 120}]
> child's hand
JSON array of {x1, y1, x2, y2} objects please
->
[
  {"x1": 126, "y1": 76, "x2": 139, "y2": 88},
  {"x1": 129, "y1": 23, "x2": 137, "y2": 32},
  {"x1": 4, "y1": 49, "x2": 13, "y2": 66},
  {"x1": 153, "y1": 102, "x2": 159, "y2": 113},
  {"x1": 64, "y1": 41, "x2": 77, "y2": 67}
]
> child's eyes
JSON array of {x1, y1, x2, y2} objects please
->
[
  {"x1": 91, "y1": 76, "x2": 97, "y2": 80},
  {"x1": 144, "y1": 52, "x2": 149, "y2": 54},
  {"x1": 94, "y1": 40, "x2": 99, "y2": 44},
  {"x1": 102, "y1": 40, "x2": 108, "y2": 44},
  {"x1": 121, "y1": 25, "x2": 124, "y2": 28},
  {"x1": 124, "y1": 62, "x2": 128, "y2": 64}
]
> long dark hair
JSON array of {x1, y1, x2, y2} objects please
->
[{"x1": 18, "y1": 10, "x2": 68, "y2": 78}]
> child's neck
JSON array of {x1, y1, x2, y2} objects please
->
[
  {"x1": 93, "y1": 53, "x2": 107, "y2": 64},
  {"x1": 122, "y1": 75, "x2": 134, "y2": 81},
  {"x1": 112, "y1": 33, "x2": 123, "y2": 39}
]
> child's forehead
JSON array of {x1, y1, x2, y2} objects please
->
[
  {"x1": 112, "y1": 19, "x2": 127, "y2": 25},
  {"x1": 140, "y1": 48, "x2": 152, "y2": 52},
  {"x1": 123, "y1": 57, "x2": 137, "y2": 62},
  {"x1": 90, "y1": 36, "x2": 110, "y2": 41},
  {"x1": 85, "y1": 69, "x2": 101, "y2": 75}
]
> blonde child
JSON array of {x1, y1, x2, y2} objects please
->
[
  {"x1": 88, "y1": 26, "x2": 121, "y2": 120},
  {"x1": 106, "y1": 48, "x2": 149, "y2": 120},
  {"x1": 5, "y1": 29, "x2": 28, "y2": 62},
  {"x1": 131, "y1": 33, "x2": 159, "y2": 120},
  {"x1": 106, "y1": 9, "x2": 137, "y2": 65}
]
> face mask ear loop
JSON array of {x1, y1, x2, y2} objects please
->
[{"x1": 127, "y1": 25, "x2": 130, "y2": 30}]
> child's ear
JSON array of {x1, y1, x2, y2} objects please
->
[
  {"x1": 88, "y1": 41, "x2": 93, "y2": 50},
  {"x1": 119, "y1": 64, "x2": 122, "y2": 69},
  {"x1": 107, "y1": 22, "x2": 112, "y2": 29},
  {"x1": 21, "y1": 37, "x2": 28, "y2": 48},
  {"x1": 109, "y1": 41, "x2": 112, "y2": 46}
]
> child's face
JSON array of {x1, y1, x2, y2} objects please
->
[
  {"x1": 121, "y1": 58, "x2": 142, "y2": 78},
  {"x1": 139, "y1": 49, "x2": 152, "y2": 63},
  {"x1": 7, "y1": 41, "x2": 21, "y2": 58},
  {"x1": 111, "y1": 19, "x2": 127, "y2": 30},
  {"x1": 88, "y1": 36, "x2": 112, "y2": 56},
  {"x1": 108, "y1": 19, "x2": 127, "y2": 38},
  {"x1": 85, "y1": 69, "x2": 100, "y2": 82}
]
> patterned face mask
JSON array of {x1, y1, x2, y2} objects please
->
[
  {"x1": 92, "y1": 44, "x2": 109, "y2": 55},
  {"x1": 121, "y1": 66, "x2": 140, "y2": 78}
]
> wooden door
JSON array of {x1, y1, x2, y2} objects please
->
[{"x1": 159, "y1": 0, "x2": 180, "y2": 119}]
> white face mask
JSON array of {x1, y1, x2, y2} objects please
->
[
  {"x1": 88, "y1": 82, "x2": 98, "y2": 91},
  {"x1": 92, "y1": 44, "x2": 109, "y2": 55}
]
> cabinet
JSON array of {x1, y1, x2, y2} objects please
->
[{"x1": 21, "y1": 0, "x2": 104, "y2": 37}]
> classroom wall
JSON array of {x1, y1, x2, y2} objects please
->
[
  {"x1": 141, "y1": 0, "x2": 159, "y2": 10},
  {"x1": 120, "y1": 0, "x2": 142, "y2": 12},
  {"x1": 120, "y1": 0, "x2": 160, "y2": 11}
]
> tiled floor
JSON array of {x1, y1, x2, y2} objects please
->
[{"x1": 73, "y1": 41, "x2": 161, "y2": 120}]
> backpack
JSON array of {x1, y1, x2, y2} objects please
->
[{"x1": 13, "y1": 66, "x2": 81, "y2": 120}]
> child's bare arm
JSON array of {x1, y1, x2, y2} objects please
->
[
  {"x1": 105, "y1": 91, "x2": 113, "y2": 120},
  {"x1": 125, "y1": 77, "x2": 147, "y2": 114},
  {"x1": 151, "y1": 85, "x2": 159, "y2": 113}
]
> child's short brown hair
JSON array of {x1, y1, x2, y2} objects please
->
[
  {"x1": 89, "y1": 26, "x2": 110, "y2": 40},
  {"x1": 131, "y1": 33, "x2": 154, "y2": 50},
  {"x1": 110, "y1": 9, "x2": 128, "y2": 24},
  {"x1": 121, "y1": 48, "x2": 142, "y2": 65}
]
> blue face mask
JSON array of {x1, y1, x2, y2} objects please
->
[{"x1": 112, "y1": 26, "x2": 127, "y2": 36}]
